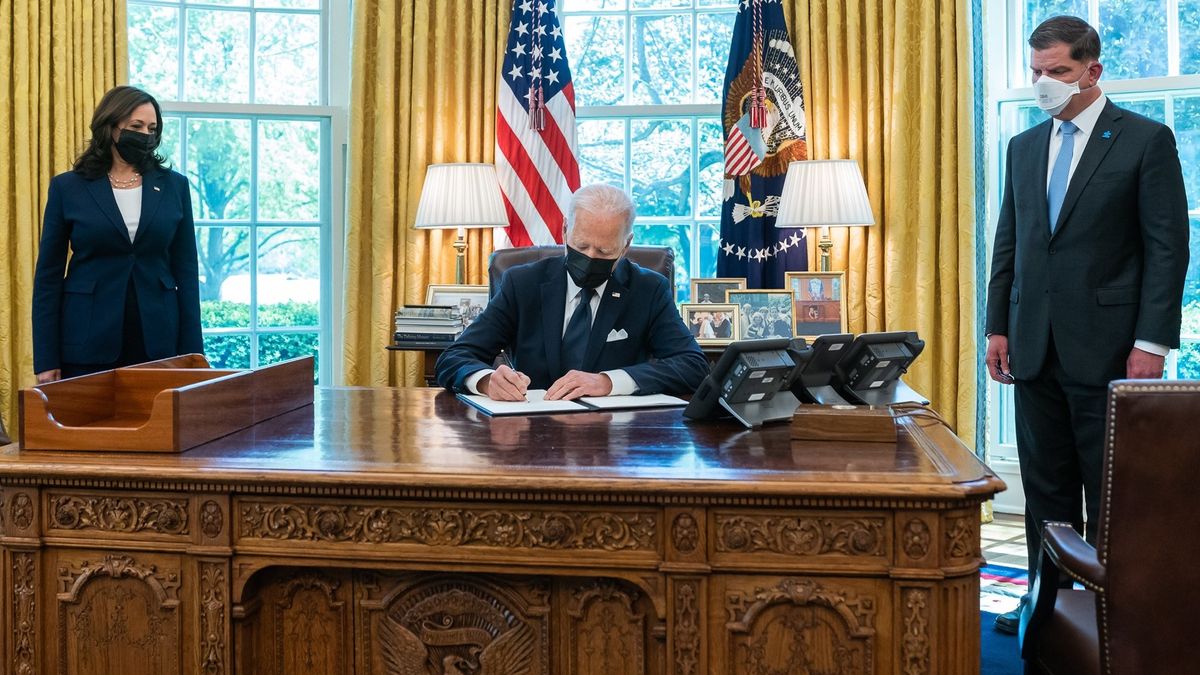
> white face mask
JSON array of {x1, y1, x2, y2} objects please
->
[{"x1": 1033, "y1": 66, "x2": 1092, "y2": 116}]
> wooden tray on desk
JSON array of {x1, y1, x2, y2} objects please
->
[{"x1": 18, "y1": 354, "x2": 314, "y2": 453}]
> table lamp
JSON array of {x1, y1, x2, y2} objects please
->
[
  {"x1": 775, "y1": 159, "x2": 875, "y2": 272},
  {"x1": 413, "y1": 163, "x2": 509, "y2": 284}
]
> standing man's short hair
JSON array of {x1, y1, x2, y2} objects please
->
[
  {"x1": 566, "y1": 184, "x2": 635, "y2": 237},
  {"x1": 1028, "y1": 15, "x2": 1101, "y2": 61}
]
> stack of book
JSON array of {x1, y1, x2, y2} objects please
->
[{"x1": 393, "y1": 305, "x2": 464, "y2": 343}]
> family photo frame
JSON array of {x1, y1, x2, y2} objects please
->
[
  {"x1": 425, "y1": 284, "x2": 490, "y2": 326},
  {"x1": 679, "y1": 303, "x2": 740, "y2": 346},
  {"x1": 689, "y1": 277, "x2": 746, "y2": 305},
  {"x1": 785, "y1": 271, "x2": 848, "y2": 339},
  {"x1": 724, "y1": 289, "x2": 794, "y2": 339}
]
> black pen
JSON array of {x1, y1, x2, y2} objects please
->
[{"x1": 499, "y1": 349, "x2": 514, "y2": 370}]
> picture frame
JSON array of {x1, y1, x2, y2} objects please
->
[
  {"x1": 425, "y1": 284, "x2": 490, "y2": 326},
  {"x1": 724, "y1": 289, "x2": 795, "y2": 339},
  {"x1": 679, "y1": 303, "x2": 741, "y2": 346},
  {"x1": 785, "y1": 271, "x2": 848, "y2": 339},
  {"x1": 689, "y1": 277, "x2": 747, "y2": 305}
]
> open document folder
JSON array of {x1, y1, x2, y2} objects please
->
[{"x1": 456, "y1": 390, "x2": 687, "y2": 417}]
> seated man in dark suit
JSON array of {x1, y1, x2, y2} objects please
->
[{"x1": 436, "y1": 184, "x2": 708, "y2": 401}]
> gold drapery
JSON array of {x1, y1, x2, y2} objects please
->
[
  {"x1": 342, "y1": 0, "x2": 506, "y2": 386},
  {"x1": 786, "y1": 0, "x2": 977, "y2": 439},
  {"x1": 0, "y1": 0, "x2": 126, "y2": 432}
]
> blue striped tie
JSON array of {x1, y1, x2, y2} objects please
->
[{"x1": 1047, "y1": 120, "x2": 1078, "y2": 234}]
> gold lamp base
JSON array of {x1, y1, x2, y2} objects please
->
[{"x1": 452, "y1": 227, "x2": 468, "y2": 285}]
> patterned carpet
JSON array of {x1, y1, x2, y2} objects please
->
[{"x1": 980, "y1": 562, "x2": 1029, "y2": 675}]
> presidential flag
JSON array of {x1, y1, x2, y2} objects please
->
[
  {"x1": 495, "y1": 0, "x2": 581, "y2": 247},
  {"x1": 717, "y1": 0, "x2": 809, "y2": 287}
]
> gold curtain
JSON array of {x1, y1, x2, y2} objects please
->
[
  {"x1": 343, "y1": 0, "x2": 507, "y2": 387},
  {"x1": 785, "y1": 0, "x2": 977, "y2": 439},
  {"x1": 0, "y1": 0, "x2": 127, "y2": 433}
]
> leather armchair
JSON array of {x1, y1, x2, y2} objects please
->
[
  {"x1": 1020, "y1": 380, "x2": 1200, "y2": 675},
  {"x1": 487, "y1": 245, "x2": 675, "y2": 297}
]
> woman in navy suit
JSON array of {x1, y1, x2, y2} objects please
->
[{"x1": 32, "y1": 86, "x2": 202, "y2": 382}]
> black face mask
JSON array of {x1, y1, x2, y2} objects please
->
[
  {"x1": 565, "y1": 245, "x2": 617, "y2": 289},
  {"x1": 114, "y1": 129, "x2": 157, "y2": 166}
]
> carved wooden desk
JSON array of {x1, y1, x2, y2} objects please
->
[{"x1": 0, "y1": 387, "x2": 1003, "y2": 675}]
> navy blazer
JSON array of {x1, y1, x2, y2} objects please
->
[
  {"x1": 32, "y1": 169, "x2": 203, "y2": 373},
  {"x1": 986, "y1": 101, "x2": 1190, "y2": 386},
  {"x1": 436, "y1": 256, "x2": 709, "y2": 395}
]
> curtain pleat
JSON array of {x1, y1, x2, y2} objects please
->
[{"x1": 0, "y1": 0, "x2": 126, "y2": 433}]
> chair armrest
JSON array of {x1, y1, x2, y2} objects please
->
[
  {"x1": 1043, "y1": 521, "x2": 1106, "y2": 591},
  {"x1": 1019, "y1": 521, "x2": 1106, "y2": 657}
]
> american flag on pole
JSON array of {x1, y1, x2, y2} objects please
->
[{"x1": 495, "y1": 0, "x2": 581, "y2": 248}]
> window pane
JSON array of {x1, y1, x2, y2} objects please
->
[
  {"x1": 630, "y1": 14, "x2": 692, "y2": 104},
  {"x1": 185, "y1": 9, "x2": 251, "y2": 102},
  {"x1": 1023, "y1": 0, "x2": 1087, "y2": 44},
  {"x1": 698, "y1": 0, "x2": 738, "y2": 6},
  {"x1": 1173, "y1": 96, "x2": 1200, "y2": 211},
  {"x1": 256, "y1": 0, "x2": 320, "y2": 8},
  {"x1": 1177, "y1": 342, "x2": 1200, "y2": 379},
  {"x1": 632, "y1": 0, "x2": 689, "y2": 8},
  {"x1": 255, "y1": 12, "x2": 321, "y2": 104},
  {"x1": 1099, "y1": 0, "x2": 1168, "y2": 80},
  {"x1": 129, "y1": 4, "x2": 180, "y2": 100},
  {"x1": 258, "y1": 120, "x2": 321, "y2": 221},
  {"x1": 256, "y1": 226, "x2": 320, "y2": 328},
  {"x1": 1180, "y1": 0, "x2": 1200, "y2": 75},
  {"x1": 698, "y1": 118, "x2": 723, "y2": 217},
  {"x1": 696, "y1": 222, "x2": 721, "y2": 281},
  {"x1": 577, "y1": 119, "x2": 626, "y2": 188},
  {"x1": 1109, "y1": 96, "x2": 1165, "y2": 122},
  {"x1": 159, "y1": 116, "x2": 183, "y2": 170},
  {"x1": 633, "y1": 223, "x2": 690, "y2": 298},
  {"x1": 564, "y1": 15, "x2": 625, "y2": 105},
  {"x1": 192, "y1": 0, "x2": 250, "y2": 6},
  {"x1": 197, "y1": 225, "x2": 251, "y2": 325},
  {"x1": 697, "y1": 12, "x2": 735, "y2": 104},
  {"x1": 187, "y1": 118, "x2": 251, "y2": 220},
  {"x1": 631, "y1": 118, "x2": 693, "y2": 217},
  {"x1": 562, "y1": 0, "x2": 626, "y2": 10},
  {"x1": 259, "y1": 332, "x2": 320, "y2": 376},
  {"x1": 203, "y1": 334, "x2": 252, "y2": 369}
]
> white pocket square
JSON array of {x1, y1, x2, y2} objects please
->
[{"x1": 606, "y1": 328, "x2": 628, "y2": 342}]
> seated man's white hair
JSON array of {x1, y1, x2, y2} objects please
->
[{"x1": 566, "y1": 184, "x2": 635, "y2": 237}]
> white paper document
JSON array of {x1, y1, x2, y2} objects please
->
[
  {"x1": 577, "y1": 394, "x2": 688, "y2": 410},
  {"x1": 457, "y1": 390, "x2": 588, "y2": 416}
]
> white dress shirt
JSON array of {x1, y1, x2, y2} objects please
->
[
  {"x1": 1046, "y1": 93, "x2": 1168, "y2": 358},
  {"x1": 112, "y1": 186, "x2": 142, "y2": 242},
  {"x1": 465, "y1": 274, "x2": 638, "y2": 396}
]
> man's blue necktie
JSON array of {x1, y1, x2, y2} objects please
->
[
  {"x1": 1047, "y1": 120, "x2": 1078, "y2": 234},
  {"x1": 561, "y1": 288, "x2": 594, "y2": 372}
]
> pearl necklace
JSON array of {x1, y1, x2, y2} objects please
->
[{"x1": 108, "y1": 172, "x2": 141, "y2": 189}]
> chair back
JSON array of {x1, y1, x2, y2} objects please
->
[
  {"x1": 487, "y1": 245, "x2": 675, "y2": 297},
  {"x1": 1096, "y1": 380, "x2": 1200, "y2": 674}
]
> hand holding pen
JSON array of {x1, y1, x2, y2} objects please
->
[{"x1": 483, "y1": 349, "x2": 531, "y2": 401}]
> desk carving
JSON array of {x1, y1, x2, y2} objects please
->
[{"x1": 0, "y1": 387, "x2": 1002, "y2": 674}]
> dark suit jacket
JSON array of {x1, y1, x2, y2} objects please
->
[
  {"x1": 985, "y1": 100, "x2": 1190, "y2": 386},
  {"x1": 32, "y1": 169, "x2": 203, "y2": 373},
  {"x1": 436, "y1": 256, "x2": 709, "y2": 395}
]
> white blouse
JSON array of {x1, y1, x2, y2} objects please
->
[{"x1": 112, "y1": 186, "x2": 142, "y2": 242}]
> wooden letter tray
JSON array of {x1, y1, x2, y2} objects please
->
[{"x1": 18, "y1": 354, "x2": 314, "y2": 453}]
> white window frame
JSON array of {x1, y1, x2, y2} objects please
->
[
  {"x1": 983, "y1": 0, "x2": 1200, "y2": 507},
  {"x1": 126, "y1": 0, "x2": 350, "y2": 384}
]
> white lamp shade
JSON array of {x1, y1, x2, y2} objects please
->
[
  {"x1": 413, "y1": 163, "x2": 509, "y2": 229},
  {"x1": 775, "y1": 159, "x2": 875, "y2": 228}
]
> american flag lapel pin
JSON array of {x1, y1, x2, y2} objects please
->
[
  {"x1": 153, "y1": 186, "x2": 161, "y2": 191},
  {"x1": 1101, "y1": 130, "x2": 1112, "y2": 139},
  {"x1": 612, "y1": 292, "x2": 620, "y2": 298}
]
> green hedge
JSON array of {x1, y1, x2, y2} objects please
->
[{"x1": 200, "y1": 300, "x2": 319, "y2": 381}]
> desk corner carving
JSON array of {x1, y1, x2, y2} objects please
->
[
  {"x1": 238, "y1": 501, "x2": 658, "y2": 552},
  {"x1": 725, "y1": 578, "x2": 876, "y2": 674},
  {"x1": 199, "y1": 562, "x2": 227, "y2": 674},
  {"x1": 12, "y1": 552, "x2": 36, "y2": 674},
  {"x1": 673, "y1": 579, "x2": 701, "y2": 675},
  {"x1": 10, "y1": 492, "x2": 33, "y2": 530},
  {"x1": 200, "y1": 500, "x2": 224, "y2": 538},
  {"x1": 902, "y1": 519, "x2": 932, "y2": 560},
  {"x1": 943, "y1": 516, "x2": 977, "y2": 560},
  {"x1": 715, "y1": 515, "x2": 886, "y2": 558},
  {"x1": 901, "y1": 587, "x2": 931, "y2": 675},
  {"x1": 671, "y1": 513, "x2": 700, "y2": 554},
  {"x1": 50, "y1": 494, "x2": 189, "y2": 536}
]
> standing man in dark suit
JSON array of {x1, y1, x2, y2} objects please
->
[
  {"x1": 985, "y1": 16, "x2": 1190, "y2": 634},
  {"x1": 436, "y1": 184, "x2": 708, "y2": 401}
]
